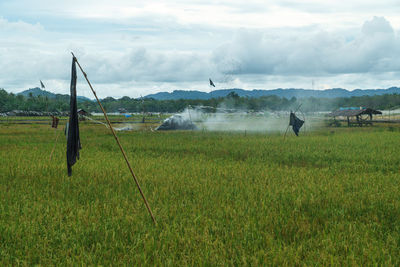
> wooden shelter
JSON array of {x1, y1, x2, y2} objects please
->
[
  {"x1": 118, "y1": 108, "x2": 127, "y2": 114},
  {"x1": 77, "y1": 109, "x2": 90, "y2": 121},
  {"x1": 329, "y1": 108, "x2": 382, "y2": 126},
  {"x1": 77, "y1": 109, "x2": 89, "y2": 116}
]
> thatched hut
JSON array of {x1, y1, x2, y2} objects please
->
[{"x1": 329, "y1": 107, "x2": 382, "y2": 126}]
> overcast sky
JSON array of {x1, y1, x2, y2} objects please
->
[{"x1": 1, "y1": 0, "x2": 400, "y2": 98}]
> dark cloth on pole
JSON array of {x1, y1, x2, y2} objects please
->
[
  {"x1": 209, "y1": 78, "x2": 215, "y2": 87},
  {"x1": 40, "y1": 80, "x2": 45, "y2": 89},
  {"x1": 66, "y1": 57, "x2": 81, "y2": 176},
  {"x1": 51, "y1": 116, "x2": 59, "y2": 129},
  {"x1": 289, "y1": 112, "x2": 304, "y2": 136}
]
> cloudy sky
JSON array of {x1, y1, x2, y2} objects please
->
[{"x1": 1, "y1": 0, "x2": 400, "y2": 98}]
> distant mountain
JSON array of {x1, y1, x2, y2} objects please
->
[
  {"x1": 18, "y1": 87, "x2": 56, "y2": 98},
  {"x1": 18, "y1": 87, "x2": 92, "y2": 102},
  {"x1": 144, "y1": 87, "x2": 400, "y2": 100},
  {"x1": 16, "y1": 86, "x2": 400, "y2": 101}
]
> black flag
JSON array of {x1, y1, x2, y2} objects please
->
[
  {"x1": 40, "y1": 80, "x2": 45, "y2": 89},
  {"x1": 209, "y1": 78, "x2": 215, "y2": 87},
  {"x1": 289, "y1": 112, "x2": 304, "y2": 136},
  {"x1": 66, "y1": 57, "x2": 81, "y2": 176}
]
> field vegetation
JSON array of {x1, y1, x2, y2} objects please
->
[{"x1": 0, "y1": 121, "x2": 399, "y2": 265}]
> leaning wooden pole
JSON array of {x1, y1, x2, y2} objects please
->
[
  {"x1": 299, "y1": 109, "x2": 306, "y2": 135},
  {"x1": 71, "y1": 52, "x2": 156, "y2": 225},
  {"x1": 283, "y1": 124, "x2": 290, "y2": 140}
]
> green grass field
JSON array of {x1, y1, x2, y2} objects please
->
[{"x1": 0, "y1": 122, "x2": 399, "y2": 265}]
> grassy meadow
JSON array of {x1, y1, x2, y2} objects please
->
[{"x1": 0, "y1": 120, "x2": 400, "y2": 265}]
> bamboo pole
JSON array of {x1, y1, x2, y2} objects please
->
[
  {"x1": 298, "y1": 109, "x2": 306, "y2": 135},
  {"x1": 188, "y1": 105, "x2": 192, "y2": 123},
  {"x1": 71, "y1": 52, "x2": 156, "y2": 225},
  {"x1": 283, "y1": 124, "x2": 290, "y2": 140},
  {"x1": 294, "y1": 104, "x2": 302, "y2": 113}
]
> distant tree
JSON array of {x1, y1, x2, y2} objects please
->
[
  {"x1": 227, "y1": 92, "x2": 239, "y2": 99},
  {"x1": 2, "y1": 88, "x2": 400, "y2": 113}
]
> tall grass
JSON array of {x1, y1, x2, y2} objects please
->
[{"x1": 0, "y1": 124, "x2": 399, "y2": 265}]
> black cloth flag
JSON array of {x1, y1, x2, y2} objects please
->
[
  {"x1": 66, "y1": 57, "x2": 81, "y2": 176},
  {"x1": 40, "y1": 80, "x2": 45, "y2": 89},
  {"x1": 209, "y1": 78, "x2": 215, "y2": 87},
  {"x1": 289, "y1": 112, "x2": 304, "y2": 136}
]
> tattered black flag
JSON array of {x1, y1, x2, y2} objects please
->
[
  {"x1": 66, "y1": 57, "x2": 81, "y2": 176},
  {"x1": 40, "y1": 80, "x2": 45, "y2": 89},
  {"x1": 209, "y1": 78, "x2": 215, "y2": 87},
  {"x1": 289, "y1": 112, "x2": 304, "y2": 136}
]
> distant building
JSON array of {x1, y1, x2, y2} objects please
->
[
  {"x1": 329, "y1": 107, "x2": 382, "y2": 126},
  {"x1": 118, "y1": 108, "x2": 127, "y2": 114},
  {"x1": 77, "y1": 109, "x2": 89, "y2": 116}
]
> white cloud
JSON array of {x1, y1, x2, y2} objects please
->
[
  {"x1": 0, "y1": 17, "x2": 43, "y2": 32},
  {"x1": 1, "y1": 1, "x2": 400, "y2": 97}
]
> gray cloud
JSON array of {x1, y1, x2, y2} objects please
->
[
  {"x1": 69, "y1": 48, "x2": 213, "y2": 84},
  {"x1": 213, "y1": 17, "x2": 400, "y2": 78}
]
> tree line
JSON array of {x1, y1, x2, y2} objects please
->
[{"x1": 1, "y1": 89, "x2": 400, "y2": 114}]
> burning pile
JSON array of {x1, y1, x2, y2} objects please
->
[{"x1": 156, "y1": 114, "x2": 197, "y2": 131}]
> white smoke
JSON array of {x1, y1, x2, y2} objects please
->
[
  {"x1": 114, "y1": 123, "x2": 141, "y2": 131},
  {"x1": 177, "y1": 106, "x2": 319, "y2": 133}
]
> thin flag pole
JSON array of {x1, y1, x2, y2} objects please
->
[
  {"x1": 71, "y1": 52, "x2": 156, "y2": 225},
  {"x1": 283, "y1": 109, "x2": 292, "y2": 140},
  {"x1": 188, "y1": 105, "x2": 192, "y2": 123},
  {"x1": 283, "y1": 124, "x2": 290, "y2": 140},
  {"x1": 140, "y1": 95, "x2": 145, "y2": 123},
  {"x1": 299, "y1": 109, "x2": 306, "y2": 135},
  {"x1": 294, "y1": 103, "x2": 302, "y2": 113}
]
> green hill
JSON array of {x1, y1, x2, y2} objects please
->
[{"x1": 18, "y1": 87, "x2": 91, "y2": 102}]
